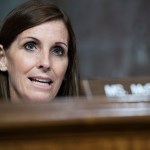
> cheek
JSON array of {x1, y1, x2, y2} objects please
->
[
  {"x1": 53, "y1": 59, "x2": 68, "y2": 79},
  {"x1": 7, "y1": 54, "x2": 36, "y2": 74}
]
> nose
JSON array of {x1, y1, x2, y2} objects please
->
[{"x1": 38, "y1": 52, "x2": 50, "y2": 72}]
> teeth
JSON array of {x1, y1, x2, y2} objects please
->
[
  {"x1": 29, "y1": 77, "x2": 52, "y2": 86},
  {"x1": 32, "y1": 80, "x2": 50, "y2": 86},
  {"x1": 35, "y1": 78, "x2": 50, "y2": 83}
]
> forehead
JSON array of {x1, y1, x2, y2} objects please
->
[{"x1": 19, "y1": 20, "x2": 69, "y2": 40}]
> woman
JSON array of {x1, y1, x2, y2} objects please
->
[{"x1": 0, "y1": 0, "x2": 80, "y2": 102}]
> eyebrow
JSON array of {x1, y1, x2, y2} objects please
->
[
  {"x1": 21, "y1": 37, "x2": 39, "y2": 43},
  {"x1": 55, "y1": 42, "x2": 68, "y2": 48},
  {"x1": 22, "y1": 37, "x2": 68, "y2": 48}
]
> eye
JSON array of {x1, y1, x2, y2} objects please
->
[
  {"x1": 52, "y1": 46, "x2": 65, "y2": 56},
  {"x1": 24, "y1": 42, "x2": 37, "y2": 51}
]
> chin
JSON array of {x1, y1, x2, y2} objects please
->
[{"x1": 24, "y1": 95, "x2": 54, "y2": 103}]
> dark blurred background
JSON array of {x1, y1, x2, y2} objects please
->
[{"x1": 0, "y1": 0, "x2": 150, "y2": 79}]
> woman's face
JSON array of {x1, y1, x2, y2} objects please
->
[{"x1": 2, "y1": 20, "x2": 69, "y2": 102}]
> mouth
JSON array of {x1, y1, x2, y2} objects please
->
[{"x1": 28, "y1": 77, "x2": 53, "y2": 86}]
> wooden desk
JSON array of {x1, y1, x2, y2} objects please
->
[{"x1": 0, "y1": 97, "x2": 150, "y2": 150}]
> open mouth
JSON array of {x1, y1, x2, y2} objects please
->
[{"x1": 28, "y1": 77, "x2": 53, "y2": 86}]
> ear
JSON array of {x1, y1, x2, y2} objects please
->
[{"x1": 0, "y1": 45, "x2": 7, "y2": 72}]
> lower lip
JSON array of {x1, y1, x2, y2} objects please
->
[{"x1": 29, "y1": 80, "x2": 53, "y2": 90}]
